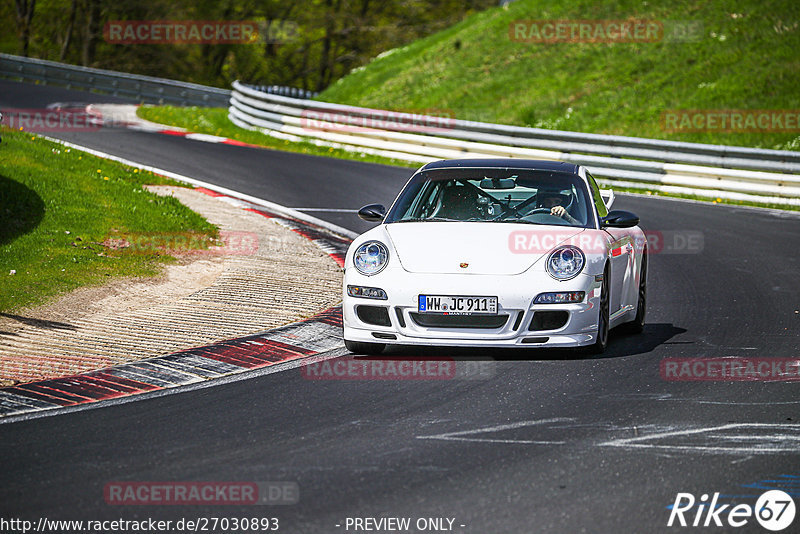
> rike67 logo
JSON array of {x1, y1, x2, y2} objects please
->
[{"x1": 668, "y1": 490, "x2": 796, "y2": 531}]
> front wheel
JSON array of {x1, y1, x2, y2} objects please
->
[
  {"x1": 621, "y1": 250, "x2": 647, "y2": 334},
  {"x1": 344, "y1": 339, "x2": 386, "y2": 355},
  {"x1": 587, "y1": 265, "x2": 610, "y2": 354}
]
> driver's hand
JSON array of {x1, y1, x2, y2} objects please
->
[{"x1": 551, "y1": 206, "x2": 566, "y2": 218}]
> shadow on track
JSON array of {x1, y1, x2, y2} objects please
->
[{"x1": 0, "y1": 313, "x2": 76, "y2": 330}]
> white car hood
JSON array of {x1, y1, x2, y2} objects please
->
[{"x1": 386, "y1": 222, "x2": 585, "y2": 275}]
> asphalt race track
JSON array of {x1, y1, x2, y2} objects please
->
[{"x1": 1, "y1": 81, "x2": 799, "y2": 533}]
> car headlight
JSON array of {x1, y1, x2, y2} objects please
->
[
  {"x1": 534, "y1": 291, "x2": 585, "y2": 304},
  {"x1": 545, "y1": 246, "x2": 585, "y2": 280},
  {"x1": 353, "y1": 241, "x2": 389, "y2": 276}
]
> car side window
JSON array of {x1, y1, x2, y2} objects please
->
[
  {"x1": 586, "y1": 172, "x2": 608, "y2": 219},
  {"x1": 397, "y1": 180, "x2": 438, "y2": 220},
  {"x1": 422, "y1": 181, "x2": 446, "y2": 218}
]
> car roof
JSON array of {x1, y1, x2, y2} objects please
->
[{"x1": 420, "y1": 158, "x2": 581, "y2": 174}]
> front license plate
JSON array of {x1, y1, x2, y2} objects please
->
[{"x1": 418, "y1": 295, "x2": 498, "y2": 315}]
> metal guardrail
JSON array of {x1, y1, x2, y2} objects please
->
[
  {"x1": 0, "y1": 53, "x2": 230, "y2": 107},
  {"x1": 229, "y1": 80, "x2": 800, "y2": 206},
  {"x1": 249, "y1": 85, "x2": 318, "y2": 100}
]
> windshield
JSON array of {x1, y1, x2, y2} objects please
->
[{"x1": 384, "y1": 168, "x2": 593, "y2": 228}]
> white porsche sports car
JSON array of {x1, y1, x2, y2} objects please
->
[{"x1": 343, "y1": 159, "x2": 647, "y2": 354}]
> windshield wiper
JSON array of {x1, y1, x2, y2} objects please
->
[
  {"x1": 397, "y1": 217, "x2": 462, "y2": 222},
  {"x1": 487, "y1": 219, "x2": 577, "y2": 227},
  {"x1": 488, "y1": 219, "x2": 542, "y2": 225}
]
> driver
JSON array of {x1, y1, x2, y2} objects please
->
[{"x1": 537, "y1": 189, "x2": 579, "y2": 224}]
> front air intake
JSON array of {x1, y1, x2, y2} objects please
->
[
  {"x1": 409, "y1": 313, "x2": 508, "y2": 329},
  {"x1": 529, "y1": 311, "x2": 569, "y2": 331},
  {"x1": 356, "y1": 305, "x2": 391, "y2": 327}
]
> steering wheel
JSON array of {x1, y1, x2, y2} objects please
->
[{"x1": 527, "y1": 207, "x2": 552, "y2": 215}]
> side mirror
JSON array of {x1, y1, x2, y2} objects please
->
[
  {"x1": 357, "y1": 203, "x2": 386, "y2": 222},
  {"x1": 602, "y1": 210, "x2": 639, "y2": 228}
]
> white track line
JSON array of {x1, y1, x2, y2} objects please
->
[
  {"x1": 417, "y1": 417, "x2": 575, "y2": 444},
  {"x1": 599, "y1": 423, "x2": 800, "y2": 454}
]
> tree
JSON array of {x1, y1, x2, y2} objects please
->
[
  {"x1": 14, "y1": 0, "x2": 36, "y2": 56},
  {"x1": 60, "y1": 0, "x2": 78, "y2": 60},
  {"x1": 2, "y1": 0, "x2": 496, "y2": 90},
  {"x1": 81, "y1": 0, "x2": 101, "y2": 66}
]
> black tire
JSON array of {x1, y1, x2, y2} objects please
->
[
  {"x1": 621, "y1": 249, "x2": 647, "y2": 334},
  {"x1": 344, "y1": 339, "x2": 386, "y2": 355},
  {"x1": 587, "y1": 265, "x2": 610, "y2": 354}
]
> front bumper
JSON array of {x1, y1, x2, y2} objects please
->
[{"x1": 343, "y1": 268, "x2": 603, "y2": 348}]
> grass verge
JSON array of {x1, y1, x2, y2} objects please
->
[{"x1": 0, "y1": 128, "x2": 218, "y2": 313}]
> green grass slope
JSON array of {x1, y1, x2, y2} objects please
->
[{"x1": 319, "y1": 0, "x2": 799, "y2": 150}]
